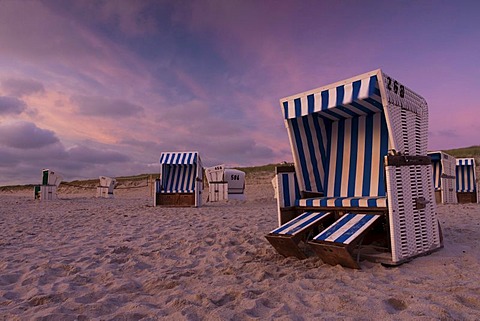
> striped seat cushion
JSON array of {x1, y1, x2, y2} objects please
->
[
  {"x1": 270, "y1": 212, "x2": 331, "y2": 236},
  {"x1": 296, "y1": 196, "x2": 387, "y2": 208},
  {"x1": 313, "y1": 213, "x2": 381, "y2": 245}
]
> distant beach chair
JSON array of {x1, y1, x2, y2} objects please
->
[
  {"x1": 456, "y1": 158, "x2": 479, "y2": 203},
  {"x1": 34, "y1": 169, "x2": 62, "y2": 200},
  {"x1": 266, "y1": 69, "x2": 443, "y2": 268},
  {"x1": 154, "y1": 151, "x2": 203, "y2": 207},
  {"x1": 97, "y1": 176, "x2": 117, "y2": 198},
  {"x1": 205, "y1": 164, "x2": 246, "y2": 201},
  {"x1": 428, "y1": 151, "x2": 458, "y2": 204}
]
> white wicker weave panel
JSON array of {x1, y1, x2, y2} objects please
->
[
  {"x1": 386, "y1": 164, "x2": 441, "y2": 263},
  {"x1": 441, "y1": 154, "x2": 458, "y2": 204},
  {"x1": 381, "y1": 72, "x2": 428, "y2": 156}
]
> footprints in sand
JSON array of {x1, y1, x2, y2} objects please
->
[{"x1": 385, "y1": 297, "x2": 408, "y2": 313}]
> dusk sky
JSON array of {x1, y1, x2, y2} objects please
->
[{"x1": 1, "y1": 0, "x2": 479, "y2": 185}]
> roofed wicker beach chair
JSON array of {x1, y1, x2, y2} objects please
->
[
  {"x1": 428, "y1": 151, "x2": 458, "y2": 204},
  {"x1": 34, "y1": 169, "x2": 63, "y2": 200},
  {"x1": 456, "y1": 158, "x2": 479, "y2": 203},
  {"x1": 97, "y1": 176, "x2": 117, "y2": 198},
  {"x1": 154, "y1": 151, "x2": 203, "y2": 207},
  {"x1": 205, "y1": 164, "x2": 246, "y2": 201},
  {"x1": 266, "y1": 69, "x2": 443, "y2": 268}
]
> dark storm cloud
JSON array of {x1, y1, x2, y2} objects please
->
[
  {"x1": 67, "y1": 145, "x2": 130, "y2": 164},
  {"x1": 0, "y1": 96, "x2": 27, "y2": 115},
  {"x1": 1, "y1": 78, "x2": 45, "y2": 97},
  {"x1": 0, "y1": 121, "x2": 59, "y2": 149}
]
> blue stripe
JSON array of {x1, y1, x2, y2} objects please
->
[
  {"x1": 172, "y1": 166, "x2": 180, "y2": 191},
  {"x1": 323, "y1": 120, "x2": 332, "y2": 194},
  {"x1": 337, "y1": 105, "x2": 359, "y2": 117},
  {"x1": 272, "y1": 211, "x2": 313, "y2": 234},
  {"x1": 466, "y1": 165, "x2": 471, "y2": 192},
  {"x1": 350, "y1": 198, "x2": 360, "y2": 207},
  {"x1": 179, "y1": 165, "x2": 188, "y2": 191},
  {"x1": 283, "y1": 101, "x2": 289, "y2": 119},
  {"x1": 365, "y1": 97, "x2": 383, "y2": 111},
  {"x1": 313, "y1": 116, "x2": 328, "y2": 175},
  {"x1": 336, "y1": 85, "x2": 344, "y2": 107},
  {"x1": 287, "y1": 212, "x2": 328, "y2": 235},
  {"x1": 350, "y1": 100, "x2": 376, "y2": 114},
  {"x1": 321, "y1": 90, "x2": 329, "y2": 110},
  {"x1": 315, "y1": 213, "x2": 356, "y2": 241},
  {"x1": 302, "y1": 116, "x2": 322, "y2": 192},
  {"x1": 282, "y1": 173, "x2": 291, "y2": 207},
  {"x1": 291, "y1": 118, "x2": 312, "y2": 191},
  {"x1": 334, "y1": 215, "x2": 376, "y2": 243},
  {"x1": 362, "y1": 114, "x2": 373, "y2": 195},
  {"x1": 188, "y1": 164, "x2": 195, "y2": 191},
  {"x1": 334, "y1": 197, "x2": 344, "y2": 207},
  {"x1": 321, "y1": 109, "x2": 343, "y2": 120},
  {"x1": 367, "y1": 198, "x2": 378, "y2": 207},
  {"x1": 378, "y1": 113, "x2": 388, "y2": 196},
  {"x1": 352, "y1": 80, "x2": 361, "y2": 100},
  {"x1": 294, "y1": 98, "x2": 302, "y2": 118},
  {"x1": 368, "y1": 76, "x2": 377, "y2": 96},
  {"x1": 307, "y1": 94, "x2": 315, "y2": 114},
  {"x1": 347, "y1": 117, "x2": 359, "y2": 196},
  {"x1": 333, "y1": 120, "x2": 345, "y2": 196}
]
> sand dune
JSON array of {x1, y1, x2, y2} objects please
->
[{"x1": 1, "y1": 172, "x2": 480, "y2": 320}]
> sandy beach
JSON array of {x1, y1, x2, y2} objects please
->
[{"x1": 1, "y1": 171, "x2": 480, "y2": 320}]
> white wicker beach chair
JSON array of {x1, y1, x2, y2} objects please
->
[
  {"x1": 205, "y1": 164, "x2": 246, "y2": 201},
  {"x1": 456, "y1": 158, "x2": 479, "y2": 203},
  {"x1": 35, "y1": 169, "x2": 63, "y2": 200},
  {"x1": 154, "y1": 151, "x2": 203, "y2": 207},
  {"x1": 427, "y1": 151, "x2": 457, "y2": 204},
  {"x1": 97, "y1": 176, "x2": 117, "y2": 198},
  {"x1": 266, "y1": 69, "x2": 443, "y2": 268}
]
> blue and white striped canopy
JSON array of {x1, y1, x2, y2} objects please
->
[
  {"x1": 281, "y1": 73, "x2": 382, "y2": 120},
  {"x1": 456, "y1": 158, "x2": 475, "y2": 166},
  {"x1": 160, "y1": 152, "x2": 198, "y2": 165},
  {"x1": 456, "y1": 157, "x2": 477, "y2": 193}
]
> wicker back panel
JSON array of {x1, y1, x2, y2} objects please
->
[{"x1": 386, "y1": 164, "x2": 441, "y2": 263}]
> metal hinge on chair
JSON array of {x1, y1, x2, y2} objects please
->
[{"x1": 415, "y1": 197, "x2": 429, "y2": 210}]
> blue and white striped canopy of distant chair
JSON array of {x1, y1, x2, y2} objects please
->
[
  {"x1": 270, "y1": 69, "x2": 442, "y2": 268},
  {"x1": 160, "y1": 152, "x2": 199, "y2": 193},
  {"x1": 456, "y1": 158, "x2": 479, "y2": 203},
  {"x1": 156, "y1": 151, "x2": 203, "y2": 207}
]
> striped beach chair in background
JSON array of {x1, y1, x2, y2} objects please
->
[
  {"x1": 154, "y1": 151, "x2": 203, "y2": 207},
  {"x1": 428, "y1": 151, "x2": 457, "y2": 204},
  {"x1": 456, "y1": 158, "x2": 479, "y2": 203},
  {"x1": 267, "y1": 69, "x2": 443, "y2": 268}
]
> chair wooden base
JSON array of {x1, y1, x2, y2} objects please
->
[
  {"x1": 265, "y1": 234, "x2": 309, "y2": 259},
  {"x1": 457, "y1": 192, "x2": 477, "y2": 203},
  {"x1": 308, "y1": 213, "x2": 382, "y2": 269},
  {"x1": 309, "y1": 241, "x2": 361, "y2": 269},
  {"x1": 156, "y1": 193, "x2": 195, "y2": 207}
]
